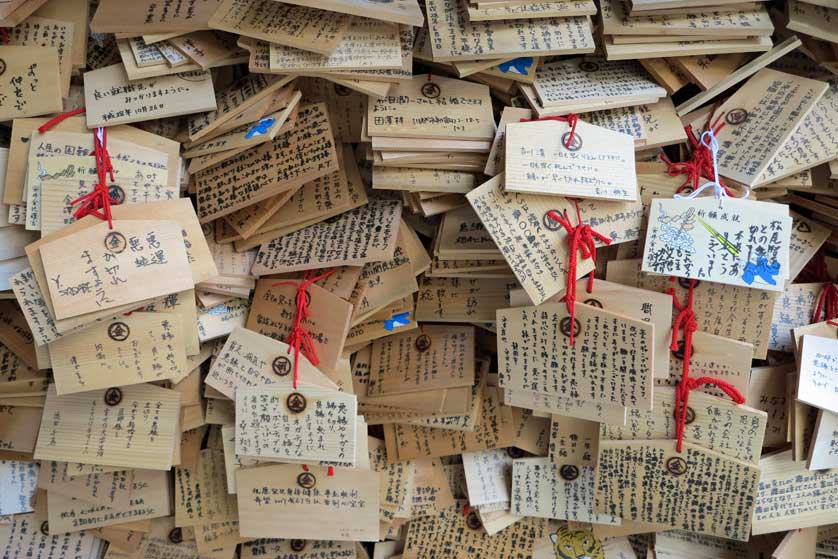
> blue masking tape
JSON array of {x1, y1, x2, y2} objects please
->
[
  {"x1": 384, "y1": 311, "x2": 411, "y2": 331},
  {"x1": 498, "y1": 57, "x2": 534, "y2": 75},
  {"x1": 245, "y1": 117, "x2": 276, "y2": 139}
]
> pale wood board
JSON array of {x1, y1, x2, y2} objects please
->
[
  {"x1": 83, "y1": 64, "x2": 217, "y2": 127},
  {"x1": 34, "y1": 383, "x2": 180, "y2": 470},
  {"x1": 753, "y1": 450, "x2": 838, "y2": 534},
  {"x1": 601, "y1": 0, "x2": 774, "y2": 36},
  {"x1": 425, "y1": 0, "x2": 595, "y2": 61},
  {"x1": 278, "y1": 0, "x2": 424, "y2": 26},
  {"x1": 236, "y1": 464, "x2": 379, "y2": 541},
  {"x1": 0, "y1": 46, "x2": 62, "y2": 121},
  {"x1": 208, "y1": 0, "x2": 351, "y2": 56},
  {"x1": 674, "y1": 35, "x2": 802, "y2": 115},
  {"x1": 604, "y1": 35, "x2": 774, "y2": 61},
  {"x1": 367, "y1": 75, "x2": 496, "y2": 140},
  {"x1": 467, "y1": 0, "x2": 597, "y2": 19},
  {"x1": 91, "y1": 0, "x2": 221, "y2": 33},
  {"x1": 49, "y1": 312, "x2": 188, "y2": 395},
  {"x1": 39, "y1": 220, "x2": 194, "y2": 320},
  {"x1": 497, "y1": 302, "x2": 654, "y2": 409},
  {"x1": 711, "y1": 68, "x2": 828, "y2": 186},
  {"x1": 595, "y1": 440, "x2": 759, "y2": 541}
]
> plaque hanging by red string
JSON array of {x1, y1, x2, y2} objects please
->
[
  {"x1": 520, "y1": 113, "x2": 609, "y2": 347},
  {"x1": 36, "y1": 107, "x2": 119, "y2": 229},
  {"x1": 520, "y1": 113, "x2": 579, "y2": 149},
  {"x1": 544, "y1": 200, "x2": 611, "y2": 347},
  {"x1": 661, "y1": 110, "x2": 736, "y2": 197},
  {"x1": 667, "y1": 278, "x2": 745, "y2": 452},
  {"x1": 272, "y1": 268, "x2": 336, "y2": 389}
]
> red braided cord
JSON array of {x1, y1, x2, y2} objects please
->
[
  {"x1": 545, "y1": 201, "x2": 612, "y2": 347},
  {"x1": 667, "y1": 278, "x2": 745, "y2": 452},
  {"x1": 272, "y1": 268, "x2": 337, "y2": 389},
  {"x1": 519, "y1": 114, "x2": 579, "y2": 150},
  {"x1": 661, "y1": 113, "x2": 734, "y2": 197},
  {"x1": 813, "y1": 283, "x2": 838, "y2": 324},
  {"x1": 37, "y1": 108, "x2": 86, "y2": 134},
  {"x1": 38, "y1": 109, "x2": 118, "y2": 229},
  {"x1": 68, "y1": 127, "x2": 117, "y2": 229},
  {"x1": 798, "y1": 249, "x2": 831, "y2": 284}
]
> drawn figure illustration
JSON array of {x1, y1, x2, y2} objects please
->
[
  {"x1": 742, "y1": 256, "x2": 780, "y2": 286},
  {"x1": 498, "y1": 57, "x2": 534, "y2": 75},
  {"x1": 550, "y1": 529, "x2": 604, "y2": 559},
  {"x1": 656, "y1": 205, "x2": 696, "y2": 253},
  {"x1": 245, "y1": 117, "x2": 276, "y2": 139}
]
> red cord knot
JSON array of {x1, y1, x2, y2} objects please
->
[
  {"x1": 813, "y1": 283, "x2": 838, "y2": 324},
  {"x1": 660, "y1": 113, "x2": 734, "y2": 197},
  {"x1": 519, "y1": 113, "x2": 579, "y2": 150},
  {"x1": 0, "y1": 28, "x2": 9, "y2": 44},
  {"x1": 462, "y1": 503, "x2": 470, "y2": 517},
  {"x1": 545, "y1": 201, "x2": 612, "y2": 347},
  {"x1": 272, "y1": 269, "x2": 336, "y2": 388},
  {"x1": 798, "y1": 249, "x2": 830, "y2": 283},
  {"x1": 69, "y1": 127, "x2": 117, "y2": 229},
  {"x1": 37, "y1": 108, "x2": 86, "y2": 134},
  {"x1": 37, "y1": 109, "x2": 117, "y2": 229},
  {"x1": 667, "y1": 278, "x2": 745, "y2": 452}
]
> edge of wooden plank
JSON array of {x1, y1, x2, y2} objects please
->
[{"x1": 675, "y1": 35, "x2": 803, "y2": 116}]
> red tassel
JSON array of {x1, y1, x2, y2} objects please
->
[
  {"x1": 661, "y1": 112, "x2": 734, "y2": 197},
  {"x1": 667, "y1": 278, "x2": 745, "y2": 452},
  {"x1": 69, "y1": 127, "x2": 116, "y2": 229},
  {"x1": 545, "y1": 201, "x2": 611, "y2": 347},
  {"x1": 813, "y1": 283, "x2": 838, "y2": 324},
  {"x1": 272, "y1": 269, "x2": 337, "y2": 388}
]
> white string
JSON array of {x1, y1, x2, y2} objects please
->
[{"x1": 673, "y1": 130, "x2": 750, "y2": 201}]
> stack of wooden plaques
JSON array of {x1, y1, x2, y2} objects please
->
[
  {"x1": 466, "y1": 0, "x2": 598, "y2": 22},
  {"x1": 116, "y1": 32, "x2": 250, "y2": 80},
  {"x1": 407, "y1": 0, "x2": 598, "y2": 101},
  {"x1": 509, "y1": 68, "x2": 687, "y2": 158},
  {"x1": 786, "y1": 0, "x2": 838, "y2": 45},
  {"x1": 448, "y1": 0, "x2": 602, "y2": 85},
  {"x1": 427, "y1": 206, "x2": 515, "y2": 279},
  {"x1": 366, "y1": 74, "x2": 497, "y2": 216},
  {"x1": 183, "y1": 77, "x2": 302, "y2": 176},
  {"x1": 195, "y1": 223, "x2": 258, "y2": 309},
  {"x1": 521, "y1": 56, "x2": 668, "y2": 115},
  {"x1": 236, "y1": 19, "x2": 416, "y2": 99},
  {"x1": 599, "y1": 0, "x2": 777, "y2": 60},
  {"x1": 0, "y1": 0, "x2": 51, "y2": 27},
  {"x1": 3, "y1": 0, "x2": 838, "y2": 557}
]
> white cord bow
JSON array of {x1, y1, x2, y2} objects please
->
[{"x1": 673, "y1": 130, "x2": 749, "y2": 201}]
